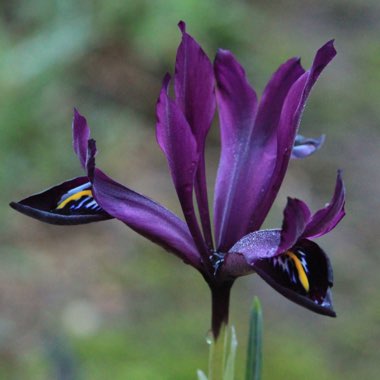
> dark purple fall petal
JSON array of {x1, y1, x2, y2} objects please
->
[
  {"x1": 10, "y1": 177, "x2": 111, "y2": 225},
  {"x1": 175, "y1": 21, "x2": 215, "y2": 249},
  {"x1": 254, "y1": 239, "x2": 335, "y2": 316},
  {"x1": 291, "y1": 134, "x2": 326, "y2": 159},
  {"x1": 303, "y1": 171, "x2": 345, "y2": 239},
  {"x1": 228, "y1": 229, "x2": 281, "y2": 263},
  {"x1": 73, "y1": 109, "x2": 90, "y2": 168},
  {"x1": 247, "y1": 41, "x2": 337, "y2": 234},
  {"x1": 91, "y1": 168, "x2": 202, "y2": 269},
  {"x1": 156, "y1": 75, "x2": 208, "y2": 257}
]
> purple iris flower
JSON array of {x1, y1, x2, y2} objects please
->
[{"x1": 11, "y1": 22, "x2": 345, "y2": 338}]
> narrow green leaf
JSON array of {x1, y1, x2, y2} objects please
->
[
  {"x1": 223, "y1": 326, "x2": 238, "y2": 380},
  {"x1": 245, "y1": 296, "x2": 263, "y2": 380},
  {"x1": 197, "y1": 369, "x2": 208, "y2": 380}
]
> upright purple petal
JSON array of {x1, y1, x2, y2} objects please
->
[
  {"x1": 254, "y1": 58, "x2": 305, "y2": 146},
  {"x1": 156, "y1": 75, "x2": 208, "y2": 259},
  {"x1": 303, "y1": 171, "x2": 345, "y2": 238},
  {"x1": 175, "y1": 21, "x2": 215, "y2": 249},
  {"x1": 278, "y1": 198, "x2": 311, "y2": 254},
  {"x1": 175, "y1": 21, "x2": 215, "y2": 149},
  {"x1": 291, "y1": 134, "x2": 325, "y2": 159},
  {"x1": 249, "y1": 41, "x2": 337, "y2": 233},
  {"x1": 214, "y1": 53, "x2": 304, "y2": 251},
  {"x1": 156, "y1": 75, "x2": 198, "y2": 194},
  {"x1": 91, "y1": 168, "x2": 202, "y2": 270},
  {"x1": 72, "y1": 108, "x2": 90, "y2": 168},
  {"x1": 213, "y1": 50, "x2": 258, "y2": 251}
]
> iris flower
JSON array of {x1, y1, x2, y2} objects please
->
[{"x1": 11, "y1": 22, "x2": 345, "y2": 338}]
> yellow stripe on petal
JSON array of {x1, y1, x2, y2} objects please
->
[
  {"x1": 56, "y1": 190, "x2": 93, "y2": 209},
  {"x1": 287, "y1": 251, "x2": 310, "y2": 292}
]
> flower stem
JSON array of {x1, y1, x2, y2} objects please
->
[
  {"x1": 211, "y1": 282, "x2": 233, "y2": 339},
  {"x1": 206, "y1": 281, "x2": 233, "y2": 379},
  {"x1": 208, "y1": 323, "x2": 227, "y2": 380}
]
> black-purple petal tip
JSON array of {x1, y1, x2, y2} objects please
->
[
  {"x1": 10, "y1": 201, "x2": 109, "y2": 225},
  {"x1": 178, "y1": 20, "x2": 186, "y2": 33},
  {"x1": 10, "y1": 177, "x2": 112, "y2": 226},
  {"x1": 162, "y1": 73, "x2": 171, "y2": 91}
]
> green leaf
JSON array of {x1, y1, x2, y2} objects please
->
[
  {"x1": 223, "y1": 326, "x2": 238, "y2": 380},
  {"x1": 245, "y1": 297, "x2": 263, "y2": 380}
]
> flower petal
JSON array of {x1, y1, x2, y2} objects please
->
[
  {"x1": 91, "y1": 168, "x2": 202, "y2": 269},
  {"x1": 156, "y1": 74, "x2": 208, "y2": 256},
  {"x1": 175, "y1": 21, "x2": 215, "y2": 248},
  {"x1": 72, "y1": 108, "x2": 90, "y2": 168},
  {"x1": 254, "y1": 58, "x2": 305, "y2": 147},
  {"x1": 250, "y1": 41, "x2": 337, "y2": 234},
  {"x1": 291, "y1": 134, "x2": 325, "y2": 159},
  {"x1": 253, "y1": 239, "x2": 335, "y2": 316},
  {"x1": 229, "y1": 229, "x2": 281, "y2": 263},
  {"x1": 278, "y1": 198, "x2": 311, "y2": 254},
  {"x1": 222, "y1": 229, "x2": 281, "y2": 278},
  {"x1": 156, "y1": 74, "x2": 199, "y2": 192},
  {"x1": 214, "y1": 54, "x2": 305, "y2": 251},
  {"x1": 303, "y1": 171, "x2": 345, "y2": 238},
  {"x1": 213, "y1": 49, "x2": 258, "y2": 251},
  {"x1": 10, "y1": 177, "x2": 111, "y2": 225},
  {"x1": 175, "y1": 21, "x2": 215, "y2": 150}
]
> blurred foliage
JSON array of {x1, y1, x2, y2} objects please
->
[{"x1": 1, "y1": 0, "x2": 380, "y2": 379}]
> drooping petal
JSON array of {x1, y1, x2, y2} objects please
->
[
  {"x1": 222, "y1": 229, "x2": 281, "y2": 278},
  {"x1": 229, "y1": 229, "x2": 281, "y2": 263},
  {"x1": 156, "y1": 74, "x2": 208, "y2": 257},
  {"x1": 72, "y1": 108, "x2": 90, "y2": 168},
  {"x1": 291, "y1": 134, "x2": 325, "y2": 159},
  {"x1": 249, "y1": 41, "x2": 337, "y2": 234},
  {"x1": 278, "y1": 198, "x2": 311, "y2": 254},
  {"x1": 175, "y1": 21, "x2": 215, "y2": 248},
  {"x1": 214, "y1": 54, "x2": 305, "y2": 251},
  {"x1": 253, "y1": 239, "x2": 335, "y2": 316},
  {"x1": 91, "y1": 168, "x2": 202, "y2": 269},
  {"x1": 303, "y1": 171, "x2": 345, "y2": 239},
  {"x1": 10, "y1": 177, "x2": 111, "y2": 225}
]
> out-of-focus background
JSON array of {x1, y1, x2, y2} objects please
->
[{"x1": 1, "y1": 0, "x2": 379, "y2": 379}]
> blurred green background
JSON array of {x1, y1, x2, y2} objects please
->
[{"x1": 1, "y1": 0, "x2": 379, "y2": 379}]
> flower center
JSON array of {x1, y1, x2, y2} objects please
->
[{"x1": 209, "y1": 251, "x2": 225, "y2": 275}]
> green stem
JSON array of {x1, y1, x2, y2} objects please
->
[
  {"x1": 208, "y1": 323, "x2": 227, "y2": 380},
  {"x1": 207, "y1": 282, "x2": 233, "y2": 380}
]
